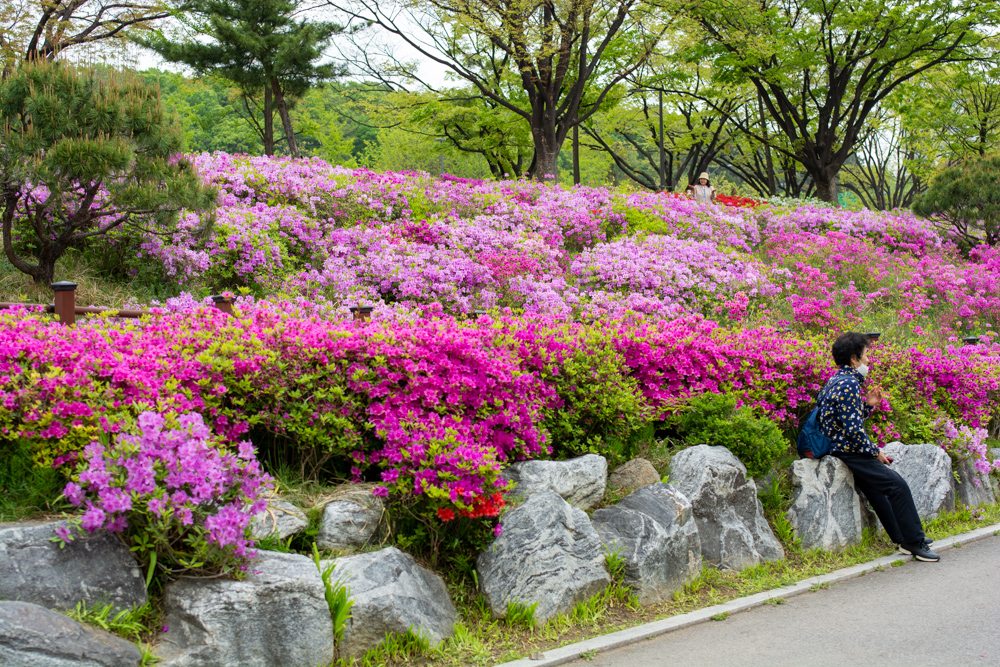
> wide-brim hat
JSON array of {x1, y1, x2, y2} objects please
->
[{"x1": 698, "y1": 172, "x2": 710, "y2": 180}]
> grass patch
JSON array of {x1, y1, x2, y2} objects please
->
[
  {"x1": 0, "y1": 249, "x2": 175, "y2": 308},
  {"x1": 353, "y1": 502, "x2": 1000, "y2": 666},
  {"x1": 0, "y1": 438, "x2": 71, "y2": 522},
  {"x1": 62, "y1": 600, "x2": 162, "y2": 667}
]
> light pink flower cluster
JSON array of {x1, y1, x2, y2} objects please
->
[{"x1": 61, "y1": 411, "x2": 272, "y2": 576}]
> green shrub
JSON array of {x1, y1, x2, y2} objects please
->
[
  {"x1": 491, "y1": 320, "x2": 654, "y2": 462},
  {"x1": 674, "y1": 393, "x2": 789, "y2": 477},
  {"x1": 0, "y1": 438, "x2": 67, "y2": 522}
]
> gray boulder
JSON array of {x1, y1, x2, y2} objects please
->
[
  {"x1": 324, "y1": 547, "x2": 456, "y2": 660},
  {"x1": 954, "y1": 460, "x2": 996, "y2": 508},
  {"x1": 0, "y1": 521, "x2": 147, "y2": 613},
  {"x1": 607, "y1": 458, "x2": 661, "y2": 494},
  {"x1": 502, "y1": 454, "x2": 607, "y2": 511},
  {"x1": 316, "y1": 496, "x2": 383, "y2": 552},
  {"x1": 882, "y1": 442, "x2": 955, "y2": 519},
  {"x1": 591, "y1": 483, "x2": 701, "y2": 604},
  {"x1": 0, "y1": 600, "x2": 142, "y2": 667},
  {"x1": 156, "y1": 551, "x2": 334, "y2": 667},
  {"x1": 669, "y1": 445, "x2": 784, "y2": 571},
  {"x1": 250, "y1": 500, "x2": 308, "y2": 541},
  {"x1": 477, "y1": 491, "x2": 610, "y2": 624},
  {"x1": 786, "y1": 457, "x2": 865, "y2": 551}
]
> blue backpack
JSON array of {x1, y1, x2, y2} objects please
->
[
  {"x1": 796, "y1": 408, "x2": 832, "y2": 459},
  {"x1": 797, "y1": 384, "x2": 833, "y2": 459}
]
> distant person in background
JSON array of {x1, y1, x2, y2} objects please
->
[
  {"x1": 685, "y1": 172, "x2": 716, "y2": 204},
  {"x1": 819, "y1": 332, "x2": 940, "y2": 562}
]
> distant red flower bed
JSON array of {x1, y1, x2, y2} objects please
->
[{"x1": 717, "y1": 194, "x2": 763, "y2": 208}]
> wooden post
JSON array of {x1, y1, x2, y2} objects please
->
[
  {"x1": 350, "y1": 305, "x2": 373, "y2": 323},
  {"x1": 211, "y1": 295, "x2": 234, "y2": 316},
  {"x1": 51, "y1": 281, "x2": 77, "y2": 326}
]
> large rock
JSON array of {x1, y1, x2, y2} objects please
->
[
  {"x1": 156, "y1": 551, "x2": 334, "y2": 667},
  {"x1": 786, "y1": 457, "x2": 865, "y2": 551},
  {"x1": 316, "y1": 485, "x2": 384, "y2": 552},
  {"x1": 954, "y1": 459, "x2": 997, "y2": 508},
  {"x1": 0, "y1": 600, "x2": 142, "y2": 667},
  {"x1": 591, "y1": 483, "x2": 701, "y2": 604},
  {"x1": 0, "y1": 521, "x2": 147, "y2": 613},
  {"x1": 250, "y1": 500, "x2": 308, "y2": 541},
  {"x1": 882, "y1": 442, "x2": 955, "y2": 519},
  {"x1": 502, "y1": 454, "x2": 607, "y2": 511},
  {"x1": 669, "y1": 445, "x2": 784, "y2": 570},
  {"x1": 324, "y1": 547, "x2": 456, "y2": 660},
  {"x1": 607, "y1": 458, "x2": 661, "y2": 494},
  {"x1": 477, "y1": 491, "x2": 610, "y2": 625}
]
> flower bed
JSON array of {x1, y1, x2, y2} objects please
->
[
  {"x1": 121, "y1": 154, "x2": 991, "y2": 339},
  {"x1": 3, "y1": 306, "x2": 998, "y2": 527},
  {"x1": 8, "y1": 153, "x2": 1000, "y2": 577}
]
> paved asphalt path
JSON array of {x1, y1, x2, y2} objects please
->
[{"x1": 570, "y1": 535, "x2": 1000, "y2": 667}]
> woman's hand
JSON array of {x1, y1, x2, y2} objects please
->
[{"x1": 865, "y1": 386, "x2": 885, "y2": 408}]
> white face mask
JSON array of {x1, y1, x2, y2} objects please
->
[{"x1": 856, "y1": 363, "x2": 869, "y2": 377}]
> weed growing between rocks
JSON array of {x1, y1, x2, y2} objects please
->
[
  {"x1": 61, "y1": 600, "x2": 162, "y2": 667},
  {"x1": 313, "y1": 545, "x2": 355, "y2": 654}
]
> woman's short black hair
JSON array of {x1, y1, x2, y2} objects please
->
[{"x1": 832, "y1": 332, "x2": 869, "y2": 367}]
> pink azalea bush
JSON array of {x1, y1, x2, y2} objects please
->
[
  {"x1": 119, "y1": 153, "x2": 1000, "y2": 340},
  {"x1": 58, "y1": 411, "x2": 272, "y2": 578},
  {"x1": 935, "y1": 419, "x2": 1000, "y2": 487}
]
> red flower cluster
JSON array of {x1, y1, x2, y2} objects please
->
[
  {"x1": 716, "y1": 194, "x2": 762, "y2": 209},
  {"x1": 437, "y1": 493, "x2": 505, "y2": 522},
  {"x1": 459, "y1": 492, "x2": 505, "y2": 519}
]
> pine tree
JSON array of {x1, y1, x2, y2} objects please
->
[
  {"x1": 913, "y1": 155, "x2": 1000, "y2": 248},
  {"x1": 0, "y1": 60, "x2": 217, "y2": 285},
  {"x1": 141, "y1": 0, "x2": 342, "y2": 157}
]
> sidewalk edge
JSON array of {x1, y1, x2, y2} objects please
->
[{"x1": 495, "y1": 521, "x2": 1000, "y2": 667}]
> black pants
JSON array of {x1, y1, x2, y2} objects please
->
[{"x1": 832, "y1": 452, "x2": 926, "y2": 546}]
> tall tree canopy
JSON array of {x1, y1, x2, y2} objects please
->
[
  {"x1": 682, "y1": 0, "x2": 998, "y2": 202},
  {"x1": 141, "y1": 0, "x2": 343, "y2": 157},
  {"x1": 330, "y1": 0, "x2": 669, "y2": 179},
  {"x1": 0, "y1": 0, "x2": 171, "y2": 74}
]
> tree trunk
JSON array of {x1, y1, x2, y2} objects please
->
[
  {"x1": 2, "y1": 195, "x2": 50, "y2": 284},
  {"x1": 813, "y1": 169, "x2": 839, "y2": 203},
  {"x1": 572, "y1": 125, "x2": 581, "y2": 185},
  {"x1": 534, "y1": 149, "x2": 559, "y2": 182},
  {"x1": 264, "y1": 86, "x2": 275, "y2": 156},
  {"x1": 758, "y1": 93, "x2": 776, "y2": 196},
  {"x1": 271, "y1": 79, "x2": 299, "y2": 158},
  {"x1": 530, "y1": 113, "x2": 562, "y2": 182}
]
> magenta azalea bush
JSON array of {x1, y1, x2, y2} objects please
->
[
  {"x1": 57, "y1": 411, "x2": 272, "y2": 579},
  {"x1": 3, "y1": 305, "x2": 998, "y2": 514}
]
